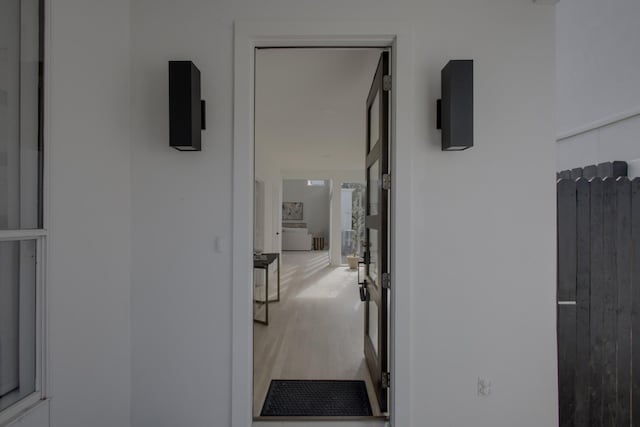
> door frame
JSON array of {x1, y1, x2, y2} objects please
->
[{"x1": 232, "y1": 21, "x2": 414, "y2": 427}]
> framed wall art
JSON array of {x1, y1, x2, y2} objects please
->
[{"x1": 282, "y1": 202, "x2": 303, "y2": 220}]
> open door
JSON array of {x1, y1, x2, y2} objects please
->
[{"x1": 360, "y1": 51, "x2": 390, "y2": 413}]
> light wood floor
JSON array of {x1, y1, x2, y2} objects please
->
[{"x1": 253, "y1": 250, "x2": 382, "y2": 418}]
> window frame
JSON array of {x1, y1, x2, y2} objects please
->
[
  {"x1": 0, "y1": 0, "x2": 48, "y2": 422},
  {"x1": 0, "y1": 233, "x2": 47, "y2": 424}
]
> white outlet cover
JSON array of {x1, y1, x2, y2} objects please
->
[{"x1": 477, "y1": 378, "x2": 492, "y2": 396}]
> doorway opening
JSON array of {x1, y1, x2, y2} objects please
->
[{"x1": 252, "y1": 47, "x2": 391, "y2": 420}]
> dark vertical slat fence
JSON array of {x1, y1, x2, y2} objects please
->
[
  {"x1": 584, "y1": 166, "x2": 598, "y2": 180},
  {"x1": 601, "y1": 178, "x2": 617, "y2": 425},
  {"x1": 558, "y1": 305, "x2": 577, "y2": 426},
  {"x1": 571, "y1": 168, "x2": 583, "y2": 180},
  {"x1": 575, "y1": 178, "x2": 591, "y2": 427},
  {"x1": 557, "y1": 179, "x2": 577, "y2": 426},
  {"x1": 558, "y1": 170, "x2": 572, "y2": 180},
  {"x1": 558, "y1": 180, "x2": 577, "y2": 301},
  {"x1": 589, "y1": 179, "x2": 605, "y2": 426},
  {"x1": 557, "y1": 161, "x2": 628, "y2": 181},
  {"x1": 610, "y1": 161, "x2": 628, "y2": 178},
  {"x1": 632, "y1": 179, "x2": 640, "y2": 424},
  {"x1": 616, "y1": 178, "x2": 631, "y2": 426},
  {"x1": 557, "y1": 175, "x2": 639, "y2": 426}
]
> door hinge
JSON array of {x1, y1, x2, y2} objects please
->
[
  {"x1": 383, "y1": 75, "x2": 392, "y2": 91},
  {"x1": 382, "y1": 372, "x2": 391, "y2": 389},
  {"x1": 381, "y1": 273, "x2": 391, "y2": 289},
  {"x1": 382, "y1": 174, "x2": 391, "y2": 191}
]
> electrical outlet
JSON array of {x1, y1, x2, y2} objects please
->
[{"x1": 477, "y1": 377, "x2": 492, "y2": 396}]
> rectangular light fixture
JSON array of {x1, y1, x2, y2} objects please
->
[
  {"x1": 437, "y1": 60, "x2": 474, "y2": 151},
  {"x1": 169, "y1": 61, "x2": 206, "y2": 151}
]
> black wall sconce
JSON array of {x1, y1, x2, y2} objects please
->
[
  {"x1": 169, "y1": 61, "x2": 206, "y2": 151},
  {"x1": 437, "y1": 60, "x2": 473, "y2": 151}
]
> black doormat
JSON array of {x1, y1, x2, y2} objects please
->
[{"x1": 260, "y1": 379, "x2": 373, "y2": 417}]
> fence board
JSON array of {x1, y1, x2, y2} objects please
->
[
  {"x1": 612, "y1": 161, "x2": 628, "y2": 178},
  {"x1": 558, "y1": 170, "x2": 571, "y2": 180},
  {"x1": 557, "y1": 179, "x2": 577, "y2": 426},
  {"x1": 571, "y1": 168, "x2": 583, "y2": 180},
  {"x1": 631, "y1": 178, "x2": 640, "y2": 424},
  {"x1": 601, "y1": 178, "x2": 617, "y2": 425},
  {"x1": 558, "y1": 179, "x2": 577, "y2": 301},
  {"x1": 575, "y1": 178, "x2": 591, "y2": 426},
  {"x1": 589, "y1": 178, "x2": 605, "y2": 426},
  {"x1": 558, "y1": 305, "x2": 577, "y2": 427},
  {"x1": 584, "y1": 166, "x2": 598, "y2": 180},
  {"x1": 598, "y1": 162, "x2": 613, "y2": 179},
  {"x1": 615, "y1": 178, "x2": 631, "y2": 426}
]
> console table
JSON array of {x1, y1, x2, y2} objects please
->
[{"x1": 253, "y1": 252, "x2": 280, "y2": 325}]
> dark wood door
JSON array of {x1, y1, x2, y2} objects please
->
[{"x1": 361, "y1": 51, "x2": 390, "y2": 413}]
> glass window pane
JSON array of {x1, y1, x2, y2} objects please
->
[
  {"x1": 368, "y1": 300, "x2": 378, "y2": 356},
  {"x1": 368, "y1": 161, "x2": 379, "y2": 216},
  {"x1": 0, "y1": 0, "x2": 42, "y2": 230},
  {"x1": 340, "y1": 183, "x2": 365, "y2": 260},
  {"x1": 0, "y1": 240, "x2": 36, "y2": 412},
  {"x1": 368, "y1": 228, "x2": 378, "y2": 283},
  {"x1": 0, "y1": 242, "x2": 19, "y2": 397},
  {"x1": 369, "y1": 92, "x2": 379, "y2": 149}
]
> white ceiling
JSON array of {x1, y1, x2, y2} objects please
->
[{"x1": 255, "y1": 48, "x2": 382, "y2": 176}]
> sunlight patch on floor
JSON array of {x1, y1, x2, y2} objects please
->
[{"x1": 295, "y1": 268, "x2": 354, "y2": 299}]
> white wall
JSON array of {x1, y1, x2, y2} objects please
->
[
  {"x1": 129, "y1": 1, "x2": 233, "y2": 425},
  {"x1": 253, "y1": 180, "x2": 265, "y2": 252},
  {"x1": 253, "y1": 169, "x2": 281, "y2": 253},
  {"x1": 282, "y1": 180, "x2": 330, "y2": 242},
  {"x1": 556, "y1": 0, "x2": 640, "y2": 174},
  {"x1": 6, "y1": 401, "x2": 48, "y2": 427},
  {"x1": 46, "y1": 0, "x2": 132, "y2": 426},
  {"x1": 130, "y1": 2, "x2": 557, "y2": 427},
  {"x1": 556, "y1": 115, "x2": 640, "y2": 176}
]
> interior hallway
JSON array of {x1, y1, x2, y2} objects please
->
[{"x1": 253, "y1": 250, "x2": 381, "y2": 417}]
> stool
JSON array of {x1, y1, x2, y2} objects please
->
[{"x1": 312, "y1": 236, "x2": 325, "y2": 250}]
